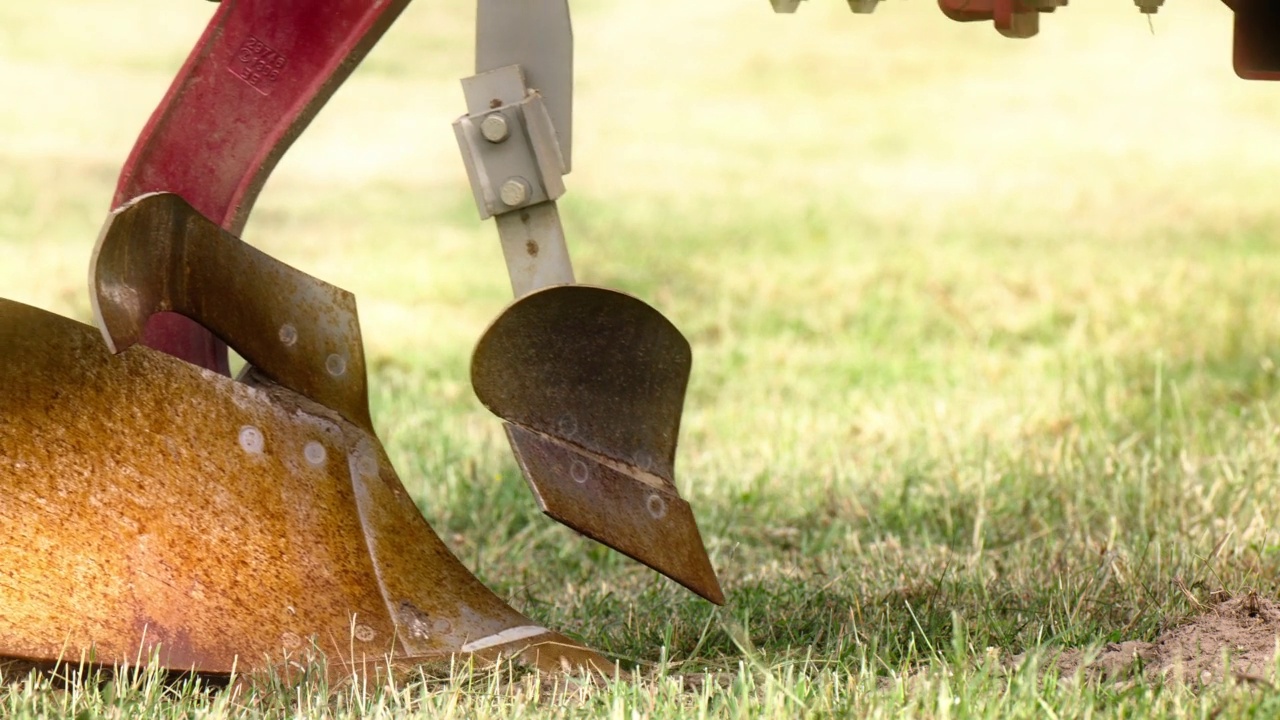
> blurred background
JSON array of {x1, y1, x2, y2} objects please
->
[{"x1": 4, "y1": 3, "x2": 1280, "y2": 647}]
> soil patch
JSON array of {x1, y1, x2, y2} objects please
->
[{"x1": 1050, "y1": 593, "x2": 1280, "y2": 686}]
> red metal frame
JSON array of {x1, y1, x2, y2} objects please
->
[{"x1": 112, "y1": 0, "x2": 409, "y2": 373}]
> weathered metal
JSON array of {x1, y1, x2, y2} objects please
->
[
  {"x1": 472, "y1": 286, "x2": 724, "y2": 605},
  {"x1": 113, "y1": 0, "x2": 411, "y2": 372},
  {"x1": 92, "y1": 193, "x2": 373, "y2": 434},
  {"x1": 0, "y1": 199, "x2": 614, "y2": 678}
]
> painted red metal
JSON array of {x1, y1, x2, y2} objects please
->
[
  {"x1": 111, "y1": 0, "x2": 410, "y2": 373},
  {"x1": 937, "y1": 0, "x2": 1065, "y2": 38},
  {"x1": 1229, "y1": 0, "x2": 1280, "y2": 80}
]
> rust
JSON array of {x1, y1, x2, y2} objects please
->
[
  {"x1": 112, "y1": 0, "x2": 413, "y2": 371},
  {"x1": 0, "y1": 298, "x2": 613, "y2": 678},
  {"x1": 92, "y1": 193, "x2": 373, "y2": 433},
  {"x1": 471, "y1": 285, "x2": 723, "y2": 603},
  {"x1": 507, "y1": 425, "x2": 723, "y2": 603},
  {"x1": 526, "y1": 239, "x2": 540, "y2": 257}
]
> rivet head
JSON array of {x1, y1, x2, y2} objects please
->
[
  {"x1": 325, "y1": 353, "x2": 347, "y2": 377},
  {"x1": 499, "y1": 177, "x2": 530, "y2": 207},
  {"x1": 278, "y1": 324, "x2": 297, "y2": 347},
  {"x1": 304, "y1": 441, "x2": 327, "y2": 466},
  {"x1": 480, "y1": 113, "x2": 509, "y2": 143},
  {"x1": 239, "y1": 426, "x2": 264, "y2": 454},
  {"x1": 646, "y1": 494, "x2": 668, "y2": 520}
]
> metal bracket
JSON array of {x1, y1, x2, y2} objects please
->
[
  {"x1": 456, "y1": 0, "x2": 577, "y2": 298},
  {"x1": 476, "y1": 0, "x2": 573, "y2": 171},
  {"x1": 453, "y1": 66, "x2": 566, "y2": 221}
]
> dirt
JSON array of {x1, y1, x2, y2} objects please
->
[{"x1": 1040, "y1": 593, "x2": 1280, "y2": 686}]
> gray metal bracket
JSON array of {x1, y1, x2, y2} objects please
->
[
  {"x1": 454, "y1": 66, "x2": 566, "y2": 220},
  {"x1": 476, "y1": 0, "x2": 573, "y2": 171},
  {"x1": 455, "y1": 0, "x2": 576, "y2": 298}
]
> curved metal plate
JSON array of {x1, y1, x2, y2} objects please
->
[
  {"x1": 91, "y1": 193, "x2": 373, "y2": 433},
  {"x1": 471, "y1": 285, "x2": 724, "y2": 604},
  {"x1": 0, "y1": 299, "x2": 609, "y2": 677},
  {"x1": 472, "y1": 285, "x2": 691, "y2": 483},
  {"x1": 114, "y1": 0, "x2": 413, "y2": 371}
]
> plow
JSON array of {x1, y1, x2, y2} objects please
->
[{"x1": 0, "y1": 0, "x2": 1277, "y2": 683}]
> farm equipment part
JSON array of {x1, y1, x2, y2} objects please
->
[
  {"x1": 2, "y1": 0, "x2": 1271, "y2": 687},
  {"x1": 0, "y1": 0, "x2": 722, "y2": 681},
  {"x1": 455, "y1": 0, "x2": 723, "y2": 605},
  {"x1": 774, "y1": 0, "x2": 1279, "y2": 70},
  {"x1": 0, "y1": 193, "x2": 609, "y2": 677}
]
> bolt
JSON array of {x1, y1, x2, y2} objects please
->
[
  {"x1": 479, "y1": 113, "x2": 509, "y2": 143},
  {"x1": 499, "y1": 177, "x2": 530, "y2": 207},
  {"x1": 1135, "y1": 0, "x2": 1162, "y2": 12}
]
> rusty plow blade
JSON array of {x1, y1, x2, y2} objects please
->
[
  {"x1": 471, "y1": 286, "x2": 724, "y2": 605},
  {"x1": 0, "y1": 194, "x2": 611, "y2": 679}
]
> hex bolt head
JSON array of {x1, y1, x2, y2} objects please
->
[
  {"x1": 479, "y1": 113, "x2": 509, "y2": 143},
  {"x1": 499, "y1": 177, "x2": 531, "y2": 207}
]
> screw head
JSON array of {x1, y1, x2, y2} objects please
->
[
  {"x1": 480, "y1": 114, "x2": 509, "y2": 143},
  {"x1": 499, "y1": 177, "x2": 531, "y2": 207}
]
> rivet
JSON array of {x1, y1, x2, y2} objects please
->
[
  {"x1": 646, "y1": 494, "x2": 667, "y2": 520},
  {"x1": 571, "y1": 460, "x2": 589, "y2": 484},
  {"x1": 238, "y1": 426, "x2": 264, "y2": 454},
  {"x1": 556, "y1": 414, "x2": 578, "y2": 438},
  {"x1": 325, "y1": 353, "x2": 347, "y2": 377},
  {"x1": 354, "y1": 624, "x2": 376, "y2": 642},
  {"x1": 279, "y1": 324, "x2": 297, "y2": 347},
  {"x1": 304, "y1": 441, "x2": 327, "y2": 466},
  {"x1": 634, "y1": 451, "x2": 655, "y2": 472}
]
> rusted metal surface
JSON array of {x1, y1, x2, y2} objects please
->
[
  {"x1": 506, "y1": 425, "x2": 724, "y2": 604},
  {"x1": 92, "y1": 193, "x2": 373, "y2": 433},
  {"x1": 0, "y1": 298, "x2": 612, "y2": 678},
  {"x1": 471, "y1": 285, "x2": 724, "y2": 604},
  {"x1": 112, "y1": 0, "x2": 411, "y2": 371}
]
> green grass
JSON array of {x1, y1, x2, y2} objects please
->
[{"x1": 7, "y1": 0, "x2": 1280, "y2": 716}]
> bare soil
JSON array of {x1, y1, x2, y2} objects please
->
[{"x1": 1048, "y1": 593, "x2": 1280, "y2": 686}]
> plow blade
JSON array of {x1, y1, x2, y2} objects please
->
[
  {"x1": 471, "y1": 286, "x2": 724, "y2": 604},
  {"x1": 0, "y1": 198, "x2": 612, "y2": 679}
]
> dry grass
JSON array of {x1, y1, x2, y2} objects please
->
[{"x1": 6, "y1": 1, "x2": 1280, "y2": 716}]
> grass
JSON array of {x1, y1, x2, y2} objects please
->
[{"x1": 6, "y1": 0, "x2": 1280, "y2": 715}]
